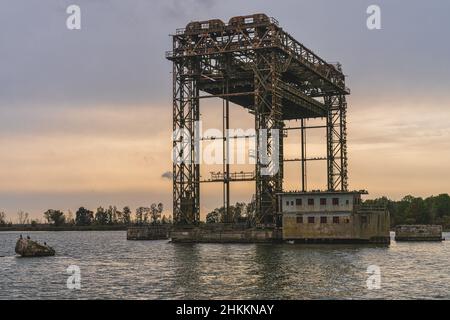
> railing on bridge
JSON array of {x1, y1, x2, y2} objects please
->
[{"x1": 202, "y1": 171, "x2": 255, "y2": 183}]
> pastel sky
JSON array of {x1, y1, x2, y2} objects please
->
[{"x1": 1, "y1": 0, "x2": 449, "y2": 220}]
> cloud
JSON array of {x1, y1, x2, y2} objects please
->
[
  {"x1": 161, "y1": 171, "x2": 173, "y2": 180},
  {"x1": 161, "y1": 0, "x2": 218, "y2": 20}
]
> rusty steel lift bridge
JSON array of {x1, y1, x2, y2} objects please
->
[{"x1": 166, "y1": 13, "x2": 350, "y2": 226}]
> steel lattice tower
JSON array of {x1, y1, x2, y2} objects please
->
[{"x1": 166, "y1": 14, "x2": 350, "y2": 226}]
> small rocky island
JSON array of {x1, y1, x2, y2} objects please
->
[{"x1": 15, "y1": 237, "x2": 55, "y2": 257}]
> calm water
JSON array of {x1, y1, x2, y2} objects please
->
[{"x1": 0, "y1": 231, "x2": 449, "y2": 299}]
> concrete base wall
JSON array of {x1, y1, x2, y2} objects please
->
[
  {"x1": 282, "y1": 210, "x2": 390, "y2": 244},
  {"x1": 127, "y1": 225, "x2": 170, "y2": 240},
  {"x1": 395, "y1": 225, "x2": 443, "y2": 241},
  {"x1": 287, "y1": 237, "x2": 390, "y2": 244},
  {"x1": 170, "y1": 226, "x2": 281, "y2": 243}
]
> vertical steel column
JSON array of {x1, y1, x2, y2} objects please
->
[
  {"x1": 254, "y1": 47, "x2": 283, "y2": 226},
  {"x1": 300, "y1": 118, "x2": 306, "y2": 192},
  {"x1": 325, "y1": 94, "x2": 348, "y2": 191},
  {"x1": 193, "y1": 61, "x2": 201, "y2": 222},
  {"x1": 223, "y1": 78, "x2": 230, "y2": 223},
  {"x1": 172, "y1": 38, "x2": 201, "y2": 224}
]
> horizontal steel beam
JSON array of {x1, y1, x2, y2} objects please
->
[{"x1": 284, "y1": 157, "x2": 327, "y2": 162}]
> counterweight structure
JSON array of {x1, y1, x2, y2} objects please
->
[{"x1": 166, "y1": 14, "x2": 350, "y2": 226}]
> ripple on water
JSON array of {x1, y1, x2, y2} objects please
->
[{"x1": 0, "y1": 231, "x2": 449, "y2": 299}]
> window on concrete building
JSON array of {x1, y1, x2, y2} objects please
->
[
  {"x1": 320, "y1": 198, "x2": 327, "y2": 205},
  {"x1": 296, "y1": 198, "x2": 302, "y2": 206},
  {"x1": 286, "y1": 201, "x2": 289, "y2": 206},
  {"x1": 291, "y1": 201, "x2": 294, "y2": 206},
  {"x1": 346, "y1": 199, "x2": 349, "y2": 205},
  {"x1": 308, "y1": 217, "x2": 315, "y2": 224},
  {"x1": 333, "y1": 216, "x2": 340, "y2": 224},
  {"x1": 320, "y1": 216, "x2": 327, "y2": 224},
  {"x1": 332, "y1": 198, "x2": 339, "y2": 205},
  {"x1": 308, "y1": 198, "x2": 314, "y2": 205},
  {"x1": 296, "y1": 216, "x2": 303, "y2": 224}
]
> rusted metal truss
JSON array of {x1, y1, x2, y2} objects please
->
[{"x1": 167, "y1": 13, "x2": 349, "y2": 226}]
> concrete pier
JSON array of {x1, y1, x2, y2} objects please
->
[
  {"x1": 127, "y1": 225, "x2": 170, "y2": 240},
  {"x1": 170, "y1": 224, "x2": 281, "y2": 243},
  {"x1": 395, "y1": 225, "x2": 444, "y2": 241}
]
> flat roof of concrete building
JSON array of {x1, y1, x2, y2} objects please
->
[{"x1": 277, "y1": 190, "x2": 368, "y2": 196}]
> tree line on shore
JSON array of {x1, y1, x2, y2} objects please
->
[
  {"x1": 0, "y1": 203, "x2": 172, "y2": 227},
  {"x1": 364, "y1": 194, "x2": 450, "y2": 228},
  {"x1": 1, "y1": 194, "x2": 449, "y2": 228},
  {"x1": 206, "y1": 202, "x2": 256, "y2": 224},
  {"x1": 206, "y1": 194, "x2": 450, "y2": 229}
]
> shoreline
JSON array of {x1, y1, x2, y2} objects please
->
[
  {"x1": 0, "y1": 225, "x2": 128, "y2": 232},
  {"x1": 1, "y1": 226, "x2": 449, "y2": 233}
]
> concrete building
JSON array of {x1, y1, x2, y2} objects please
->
[{"x1": 278, "y1": 191, "x2": 390, "y2": 244}]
